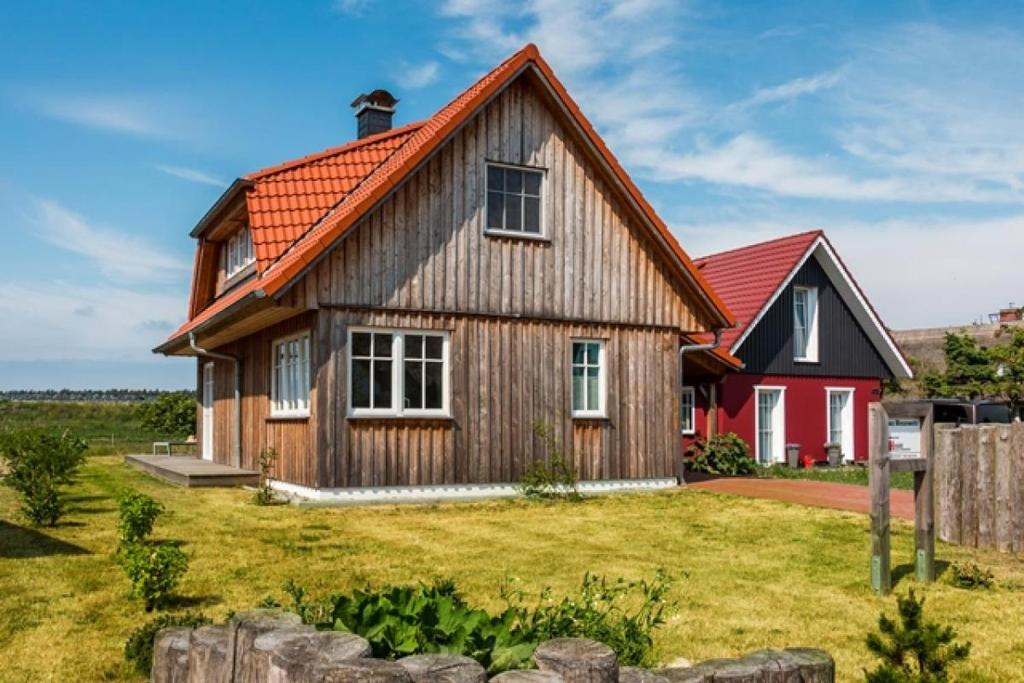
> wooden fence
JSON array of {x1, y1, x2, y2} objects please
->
[{"x1": 934, "y1": 422, "x2": 1024, "y2": 553}]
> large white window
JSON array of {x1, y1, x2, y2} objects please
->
[
  {"x1": 271, "y1": 331, "x2": 311, "y2": 417},
  {"x1": 793, "y1": 286, "x2": 819, "y2": 362},
  {"x1": 571, "y1": 340, "x2": 606, "y2": 417},
  {"x1": 349, "y1": 329, "x2": 450, "y2": 417},
  {"x1": 485, "y1": 163, "x2": 544, "y2": 237},
  {"x1": 826, "y1": 387, "x2": 854, "y2": 461},
  {"x1": 680, "y1": 387, "x2": 695, "y2": 435},
  {"x1": 223, "y1": 227, "x2": 255, "y2": 278},
  {"x1": 755, "y1": 386, "x2": 786, "y2": 465}
]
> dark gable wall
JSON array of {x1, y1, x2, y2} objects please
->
[{"x1": 736, "y1": 256, "x2": 892, "y2": 378}]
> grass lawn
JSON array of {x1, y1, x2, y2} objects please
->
[
  {"x1": 2, "y1": 457, "x2": 1023, "y2": 682},
  {"x1": 758, "y1": 464, "x2": 915, "y2": 490}
]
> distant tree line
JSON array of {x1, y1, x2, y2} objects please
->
[{"x1": 0, "y1": 389, "x2": 196, "y2": 403}]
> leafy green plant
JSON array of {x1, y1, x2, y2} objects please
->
[
  {"x1": 864, "y1": 590, "x2": 971, "y2": 683},
  {"x1": 117, "y1": 491, "x2": 164, "y2": 545},
  {"x1": 124, "y1": 612, "x2": 210, "y2": 674},
  {"x1": 944, "y1": 562, "x2": 994, "y2": 590},
  {"x1": 135, "y1": 391, "x2": 196, "y2": 438},
  {"x1": 119, "y1": 542, "x2": 190, "y2": 611},
  {"x1": 272, "y1": 571, "x2": 675, "y2": 673},
  {"x1": 518, "y1": 420, "x2": 582, "y2": 501},
  {"x1": 687, "y1": 433, "x2": 755, "y2": 476},
  {"x1": 0, "y1": 428, "x2": 87, "y2": 525},
  {"x1": 253, "y1": 447, "x2": 280, "y2": 506}
]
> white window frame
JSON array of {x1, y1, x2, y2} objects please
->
[
  {"x1": 793, "y1": 285, "x2": 819, "y2": 363},
  {"x1": 224, "y1": 227, "x2": 255, "y2": 279},
  {"x1": 826, "y1": 387, "x2": 855, "y2": 462},
  {"x1": 754, "y1": 385, "x2": 786, "y2": 465},
  {"x1": 270, "y1": 330, "x2": 311, "y2": 418},
  {"x1": 347, "y1": 327, "x2": 451, "y2": 419},
  {"x1": 483, "y1": 161, "x2": 547, "y2": 240},
  {"x1": 680, "y1": 386, "x2": 696, "y2": 435},
  {"x1": 570, "y1": 339, "x2": 607, "y2": 418}
]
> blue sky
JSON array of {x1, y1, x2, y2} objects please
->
[{"x1": 2, "y1": 0, "x2": 1022, "y2": 389}]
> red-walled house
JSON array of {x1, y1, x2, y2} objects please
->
[{"x1": 682, "y1": 231, "x2": 912, "y2": 464}]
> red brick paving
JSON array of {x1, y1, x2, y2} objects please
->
[{"x1": 686, "y1": 477, "x2": 915, "y2": 520}]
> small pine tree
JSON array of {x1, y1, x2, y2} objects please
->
[{"x1": 864, "y1": 590, "x2": 971, "y2": 683}]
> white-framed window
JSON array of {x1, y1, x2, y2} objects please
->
[
  {"x1": 223, "y1": 227, "x2": 255, "y2": 278},
  {"x1": 485, "y1": 162, "x2": 544, "y2": 237},
  {"x1": 755, "y1": 386, "x2": 786, "y2": 465},
  {"x1": 571, "y1": 339, "x2": 606, "y2": 417},
  {"x1": 826, "y1": 387, "x2": 855, "y2": 461},
  {"x1": 348, "y1": 328, "x2": 450, "y2": 418},
  {"x1": 271, "y1": 331, "x2": 311, "y2": 417},
  {"x1": 680, "y1": 386, "x2": 696, "y2": 435},
  {"x1": 793, "y1": 286, "x2": 819, "y2": 362}
]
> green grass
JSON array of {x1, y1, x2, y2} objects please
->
[
  {"x1": 2, "y1": 458, "x2": 1023, "y2": 682},
  {"x1": 758, "y1": 464, "x2": 915, "y2": 490}
]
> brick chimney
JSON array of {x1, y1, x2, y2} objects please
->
[{"x1": 351, "y1": 89, "x2": 398, "y2": 139}]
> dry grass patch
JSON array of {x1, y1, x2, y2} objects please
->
[{"x1": 1, "y1": 456, "x2": 1022, "y2": 682}]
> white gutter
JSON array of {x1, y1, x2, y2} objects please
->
[
  {"x1": 189, "y1": 332, "x2": 242, "y2": 468},
  {"x1": 677, "y1": 329, "x2": 724, "y2": 483}
]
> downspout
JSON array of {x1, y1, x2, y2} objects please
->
[
  {"x1": 189, "y1": 332, "x2": 242, "y2": 469},
  {"x1": 677, "y1": 329, "x2": 724, "y2": 484}
]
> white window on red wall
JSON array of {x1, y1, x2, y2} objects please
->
[{"x1": 680, "y1": 387, "x2": 695, "y2": 435}]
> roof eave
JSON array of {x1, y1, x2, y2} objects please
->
[
  {"x1": 153, "y1": 288, "x2": 266, "y2": 356},
  {"x1": 189, "y1": 178, "x2": 254, "y2": 239}
]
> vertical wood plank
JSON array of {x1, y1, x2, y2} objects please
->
[{"x1": 869, "y1": 402, "x2": 891, "y2": 594}]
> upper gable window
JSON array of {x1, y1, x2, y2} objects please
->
[
  {"x1": 223, "y1": 227, "x2": 255, "y2": 279},
  {"x1": 486, "y1": 163, "x2": 543, "y2": 237},
  {"x1": 793, "y1": 286, "x2": 819, "y2": 362}
]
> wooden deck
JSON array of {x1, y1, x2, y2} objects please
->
[{"x1": 124, "y1": 454, "x2": 259, "y2": 488}]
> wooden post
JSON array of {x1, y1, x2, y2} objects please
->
[
  {"x1": 914, "y1": 405, "x2": 935, "y2": 583},
  {"x1": 869, "y1": 402, "x2": 891, "y2": 595},
  {"x1": 707, "y1": 383, "x2": 718, "y2": 438}
]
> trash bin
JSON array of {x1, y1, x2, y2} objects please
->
[
  {"x1": 786, "y1": 444, "x2": 801, "y2": 468},
  {"x1": 825, "y1": 442, "x2": 842, "y2": 467}
]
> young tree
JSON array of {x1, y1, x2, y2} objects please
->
[{"x1": 920, "y1": 327, "x2": 1024, "y2": 418}]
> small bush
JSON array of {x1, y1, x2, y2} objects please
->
[
  {"x1": 945, "y1": 562, "x2": 994, "y2": 590},
  {"x1": 518, "y1": 420, "x2": 581, "y2": 501},
  {"x1": 864, "y1": 589, "x2": 970, "y2": 683},
  {"x1": 687, "y1": 433, "x2": 755, "y2": 476},
  {"x1": 253, "y1": 447, "x2": 279, "y2": 506},
  {"x1": 117, "y1": 491, "x2": 164, "y2": 545},
  {"x1": 0, "y1": 428, "x2": 87, "y2": 526},
  {"x1": 119, "y1": 542, "x2": 190, "y2": 611},
  {"x1": 136, "y1": 392, "x2": 196, "y2": 438},
  {"x1": 124, "y1": 611, "x2": 210, "y2": 674}
]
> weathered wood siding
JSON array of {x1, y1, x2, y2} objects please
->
[
  {"x1": 314, "y1": 308, "x2": 680, "y2": 488},
  {"x1": 198, "y1": 312, "x2": 318, "y2": 486},
  {"x1": 282, "y1": 74, "x2": 713, "y2": 333}
]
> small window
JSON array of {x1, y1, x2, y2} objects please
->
[
  {"x1": 486, "y1": 163, "x2": 543, "y2": 236},
  {"x1": 680, "y1": 387, "x2": 695, "y2": 435},
  {"x1": 349, "y1": 329, "x2": 449, "y2": 417},
  {"x1": 224, "y1": 227, "x2": 255, "y2": 278},
  {"x1": 271, "y1": 332, "x2": 311, "y2": 417},
  {"x1": 571, "y1": 340, "x2": 605, "y2": 417},
  {"x1": 793, "y1": 286, "x2": 819, "y2": 362}
]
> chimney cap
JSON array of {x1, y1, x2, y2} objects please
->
[{"x1": 351, "y1": 89, "x2": 399, "y2": 112}]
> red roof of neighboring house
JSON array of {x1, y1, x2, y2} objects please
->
[
  {"x1": 163, "y1": 44, "x2": 734, "y2": 349},
  {"x1": 693, "y1": 230, "x2": 822, "y2": 352}
]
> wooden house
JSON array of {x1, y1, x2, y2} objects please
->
[
  {"x1": 155, "y1": 45, "x2": 735, "y2": 501},
  {"x1": 682, "y1": 231, "x2": 913, "y2": 464}
]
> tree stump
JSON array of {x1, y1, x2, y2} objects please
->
[
  {"x1": 152, "y1": 627, "x2": 191, "y2": 683},
  {"x1": 617, "y1": 666, "x2": 669, "y2": 683},
  {"x1": 316, "y1": 658, "x2": 414, "y2": 683},
  {"x1": 187, "y1": 625, "x2": 233, "y2": 683},
  {"x1": 397, "y1": 653, "x2": 487, "y2": 683},
  {"x1": 654, "y1": 664, "x2": 714, "y2": 683},
  {"x1": 489, "y1": 671, "x2": 565, "y2": 683},
  {"x1": 781, "y1": 649, "x2": 834, "y2": 683},
  {"x1": 230, "y1": 609, "x2": 306, "y2": 682},
  {"x1": 534, "y1": 639, "x2": 618, "y2": 683},
  {"x1": 247, "y1": 628, "x2": 372, "y2": 683},
  {"x1": 737, "y1": 650, "x2": 801, "y2": 683}
]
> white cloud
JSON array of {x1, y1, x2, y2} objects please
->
[
  {"x1": 32, "y1": 199, "x2": 189, "y2": 283},
  {"x1": 0, "y1": 281, "x2": 185, "y2": 361},
  {"x1": 742, "y1": 71, "x2": 842, "y2": 108},
  {"x1": 19, "y1": 91, "x2": 181, "y2": 138},
  {"x1": 156, "y1": 164, "x2": 226, "y2": 188},
  {"x1": 393, "y1": 61, "x2": 442, "y2": 90}
]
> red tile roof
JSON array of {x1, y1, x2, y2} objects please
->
[
  {"x1": 694, "y1": 230, "x2": 822, "y2": 352},
  {"x1": 162, "y1": 44, "x2": 734, "y2": 349}
]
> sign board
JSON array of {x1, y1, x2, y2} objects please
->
[{"x1": 888, "y1": 418, "x2": 922, "y2": 458}]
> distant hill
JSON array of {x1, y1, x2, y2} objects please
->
[{"x1": 0, "y1": 389, "x2": 194, "y2": 403}]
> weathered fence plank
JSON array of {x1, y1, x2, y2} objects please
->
[
  {"x1": 1013, "y1": 423, "x2": 1024, "y2": 553},
  {"x1": 869, "y1": 403, "x2": 891, "y2": 595},
  {"x1": 935, "y1": 426, "x2": 961, "y2": 544},
  {"x1": 976, "y1": 427, "x2": 996, "y2": 548},
  {"x1": 959, "y1": 426, "x2": 979, "y2": 548},
  {"x1": 995, "y1": 426, "x2": 1013, "y2": 552}
]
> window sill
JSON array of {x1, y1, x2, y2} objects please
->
[
  {"x1": 267, "y1": 413, "x2": 310, "y2": 422},
  {"x1": 793, "y1": 358, "x2": 820, "y2": 364},
  {"x1": 483, "y1": 229, "x2": 550, "y2": 243},
  {"x1": 681, "y1": 430, "x2": 696, "y2": 436},
  {"x1": 347, "y1": 414, "x2": 454, "y2": 424},
  {"x1": 572, "y1": 413, "x2": 608, "y2": 421}
]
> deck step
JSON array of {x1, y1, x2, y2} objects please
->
[{"x1": 124, "y1": 454, "x2": 260, "y2": 488}]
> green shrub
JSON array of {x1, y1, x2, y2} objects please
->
[
  {"x1": 274, "y1": 571, "x2": 675, "y2": 672},
  {"x1": 944, "y1": 562, "x2": 994, "y2": 590},
  {"x1": 864, "y1": 589, "x2": 970, "y2": 683},
  {"x1": 124, "y1": 612, "x2": 210, "y2": 675},
  {"x1": 0, "y1": 428, "x2": 87, "y2": 526},
  {"x1": 518, "y1": 421, "x2": 581, "y2": 501},
  {"x1": 687, "y1": 433, "x2": 754, "y2": 476},
  {"x1": 117, "y1": 491, "x2": 164, "y2": 545},
  {"x1": 119, "y1": 542, "x2": 190, "y2": 611},
  {"x1": 136, "y1": 392, "x2": 196, "y2": 437},
  {"x1": 253, "y1": 447, "x2": 280, "y2": 506}
]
